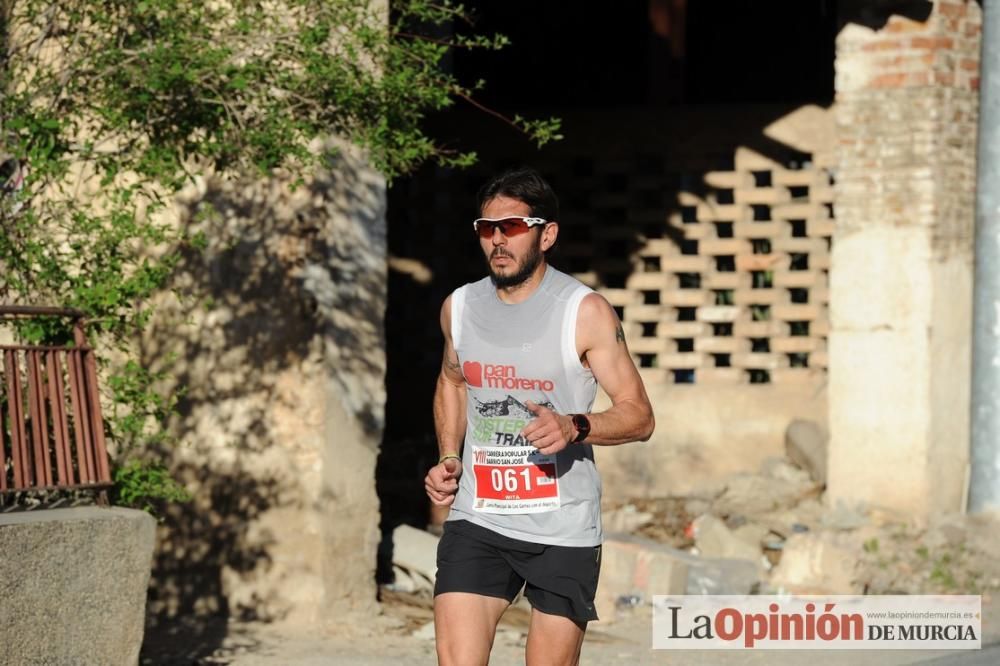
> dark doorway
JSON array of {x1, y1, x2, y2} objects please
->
[
  {"x1": 375, "y1": 0, "x2": 838, "y2": 581},
  {"x1": 449, "y1": 0, "x2": 835, "y2": 110}
]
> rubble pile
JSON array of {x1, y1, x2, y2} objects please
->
[
  {"x1": 854, "y1": 512, "x2": 1000, "y2": 595},
  {"x1": 379, "y1": 430, "x2": 1000, "y2": 629},
  {"x1": 598, "y1": 448, "x2": 1000, "y2": 622}
]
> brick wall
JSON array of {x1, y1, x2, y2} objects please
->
[
  {"x1": 836, "y1": 0, "x2": 980, "y2": 256},
  {"x1": 828, "y1": 0, "x2": 981, "y2": 516}
]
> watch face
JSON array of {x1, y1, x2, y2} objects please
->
[{"x1": 573, "y1": 414, "x2": 590, "y2": 441}]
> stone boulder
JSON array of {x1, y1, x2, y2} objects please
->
[
  {"x1": 0, "y1": 507, "x2": 156, "y2": 666},
  {"x1": 390, "y1": 524, "x2": 439, "y2": 594},
  {"x1": 769, "y1": 532, "x2": 862, "y2": 594},
  {"x1": 785, "y1": 419, "x2": 828, "y2": 485},
  {"x1": 597, "y1": 534, "x2": 689, "y2": 622},
  {"x1": 712, "y1": 461, "x2": 820, "y2": 519},
  {"x1": 597, "y1": 532, "x2": 763, "y2": 622},
  {"x1": 691, "y1": 514, "x2": 765, "y2": 573}
]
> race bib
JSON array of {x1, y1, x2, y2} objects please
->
[{"x1": 471, "y1": 446, "x2": 560, "y2": 514}]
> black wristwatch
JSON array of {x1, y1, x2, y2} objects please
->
[{"x1": 570, "y1": 414, "x2": 591, "y2": 443}]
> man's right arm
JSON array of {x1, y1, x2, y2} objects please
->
[
  {"x1": 434, "y1": 295, "x2": 467, "y2": 459},
  {"x1": 426, "y1": 295, "x2": 467, "y2": 506}
]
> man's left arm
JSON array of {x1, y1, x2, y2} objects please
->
[{"x1": 521, "y1": 293, "x2": 654, "y2": 453}]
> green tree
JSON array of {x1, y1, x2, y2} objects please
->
[{"x1": 0, "y1": 0, "x2": 560, "y2": 508}]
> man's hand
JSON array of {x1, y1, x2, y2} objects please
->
[
  {"x1": 521, "y1": 400, "x2": 577, "y2": 455},
  {"x1": 425, "y1": 457, "x2": 462, "y2": 506}
]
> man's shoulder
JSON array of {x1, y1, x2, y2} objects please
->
[{"x1": 543, "y1": 266, "x2": 594, "y2": 301}]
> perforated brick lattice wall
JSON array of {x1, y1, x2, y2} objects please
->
[
  {"x1": 393, "y1": 109, "x2": 835, "y2": 387},
  {"x1": 568, "y1": 149, "x2": 834, "y2": 386}
]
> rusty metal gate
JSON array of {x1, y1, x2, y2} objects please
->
[{"x1": 0, "y1": 306, "x2": 111, "y2": 494}]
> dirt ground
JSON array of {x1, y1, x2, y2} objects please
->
[
  {"x1": 161, "y1": 506, "x2": 1000, "y2": 666},
  {"x1": 164, "y1": 589, "x2": 999, "y2": 666},
  {"x1": 144, "y1": 460, "x2": 1000, "y2": 665}
]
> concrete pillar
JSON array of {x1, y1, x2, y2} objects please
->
[
  {"x1": 145, "y1": 141, "x2": 386, "y2": 630},
  {"x1": 970, "y1": 0, "x2": 1000, "y2": 513},
  {"x1": 828, "y1": 0, "x2": 981, "y2": 515}
]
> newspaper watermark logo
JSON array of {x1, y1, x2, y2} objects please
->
[{"x1": 653, "y1": 595, "x2": 981, "y2": 650}]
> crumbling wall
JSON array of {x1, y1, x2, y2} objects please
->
[
  {"x1": 143, "y1": 141, "x2": 386, "y2": 633},
  {"x1": 828, "y1": 0, "x2": 980, "y2": 515}
]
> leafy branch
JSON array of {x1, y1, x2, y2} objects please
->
[{"x1": 0, "y1": 0, "x2": 560, "y2": 509}]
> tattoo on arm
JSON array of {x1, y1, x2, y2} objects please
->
[
  {"x1": 444, "y1": 355, "x2": 461, "y2": 371},
  {"x1": 615, "y1": 324, "x2": 625, "y2": 344}
]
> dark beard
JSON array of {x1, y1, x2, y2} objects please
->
[{"x1": 487, "y1": 239, "x2": 544, "y2": 289}]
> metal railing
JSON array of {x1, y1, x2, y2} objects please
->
[{"x1": 0, "y1": 306, "x2": 111, "y2": 494}]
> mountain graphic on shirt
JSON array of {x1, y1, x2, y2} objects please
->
[{"x1": 475, "y1": 395, "x2": 553, "y2": 418}]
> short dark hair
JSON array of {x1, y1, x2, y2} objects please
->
[{"x1": 476, "y1": 167, "x2": 559, "y2": 221}]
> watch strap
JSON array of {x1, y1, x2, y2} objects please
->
[{"x1": 571, "y1": 413, "x2": 591, "y2": 443}]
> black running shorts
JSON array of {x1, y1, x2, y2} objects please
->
[{"x1": 433, "y1": 519, "x2": 601, "y2": 622}]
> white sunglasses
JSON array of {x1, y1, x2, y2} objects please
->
[{"x1": 472, "y1": 216, "x2": 550, "y2": 238}]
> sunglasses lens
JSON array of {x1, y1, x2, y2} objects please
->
[{"x1": 476, "y1": 218, "x2": 532, "y2": 238}]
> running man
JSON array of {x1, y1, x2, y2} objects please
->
[{"x1": 424, "y1": 167, "x2": 655, "y2": 665}]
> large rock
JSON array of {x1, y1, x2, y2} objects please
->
[
  {"x1": 769, "y1": 532, "x2": 862, "y2": 594},
  {"x1": 597, "y1": 532, "x2": 762, "y2": 622},
  {"x1": 712, "y1": 466, "x2": 819, "y2": 519},
  {"x1": 785, "y1": 419, "x2": 827, "y2": 484},
  {"x1": 391, "y1": 525, "x2": 439, "y2": 593},
  {"x1": 692, "y1": 514, "x2": 758, "y2": 561},
  {"x1": 597, "y1": 534, "x2": 689, "y2": 622},
  {"x1": 0, "y1": 507, "x2": 156, "y2": 666}
]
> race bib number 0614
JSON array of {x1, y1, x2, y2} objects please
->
[{"x1": 472, "y1": 446, "x2": 559, "y2": 514}]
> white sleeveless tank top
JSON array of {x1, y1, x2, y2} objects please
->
[{"x1": 446, "y1": 266, "x2": 602, "y2": 547}]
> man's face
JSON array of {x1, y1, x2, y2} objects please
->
[{"x1": 479, "y1": 196, "x2": 547, "y2": 288}]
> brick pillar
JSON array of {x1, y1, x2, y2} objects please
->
[{"x1": 828, "y1": 0, "x2": 980, "y2": 515}]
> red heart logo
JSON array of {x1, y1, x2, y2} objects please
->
[{"x1": 463, "y1": 361, "x2": 483, "y2": 387}]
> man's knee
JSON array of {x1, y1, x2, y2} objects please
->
[
  {"x1": 435, "y1": 631, "x2": 491, "y2": 666},
  {"x1": 525, "y1": 607, "x2": 586, "y2": 666}
]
